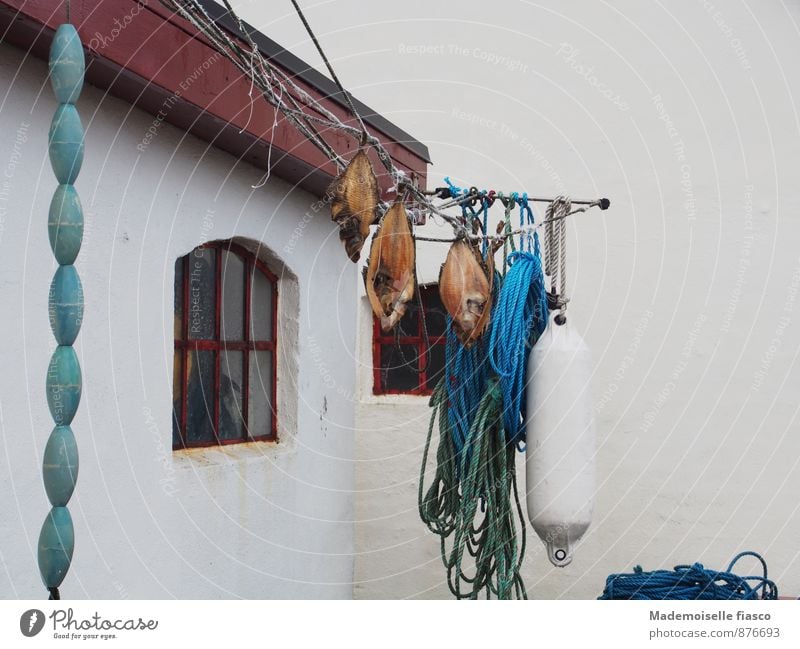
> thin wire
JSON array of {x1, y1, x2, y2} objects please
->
[
  {"x1": 289, "y1": 0, "x2": 368, "y2": 138},
  {"x1": 157, "y1": 3, "x2": 476, "y2": 237},
  {"x1": 162, "y1": 0, "x2": 419, "y2": 192},
  {"x1": 174, "y1": 0, "x2": 348, "y2": 168},
  {"x1": 66, "y1": 0, "x2": 70, "y2": 23},
  {"x1": 218, "y1": 0, "x2": 314, "y2": 147},
  {"x1": 159, "y1": 1, "x2": 607, "y2": 244}
]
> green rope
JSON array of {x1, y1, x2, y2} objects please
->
[{"x1": 419, "y1": 379, "x2": 527, "y2": 599}]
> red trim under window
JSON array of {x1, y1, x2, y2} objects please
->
[{"x1": 174, "y1": 241, "x2": 278, "y2": 448}]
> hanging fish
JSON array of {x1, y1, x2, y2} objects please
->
[
  {"x1": 439, "y1": 239, "x2": 493, "y2": 347},
  {"x1": 364, "y1": 200, "x2": 416, "y2": 332},
  {"x1": 327, "y1": 149, "x2": 380, "y2": 262}
]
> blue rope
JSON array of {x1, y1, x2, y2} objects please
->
[
  {"x1": 443, "y1": 177, "x2": 472, "y2": 207},
  {"x1": 487, "y1": 251, "x2": 549, "y2": 447},
  {"x1": 443, "y1": 267, "x2": 504, "y2": 458},
  {"x1": 443, "y1": 176, "x2": 466, "y2": 199},
  {"x1": 518, "y1": 192, "x2": 540, "y2": 256},
  {"x1": 598, "y1": 552, "x2": 779, "y2": 600},
  {"x1": 444, "y1": 321, "x2": 491, "y2": 459},
  {"x1": 438, "y1": 183, "x2": 549, "y2": 452},
  {"x1": 443, "y1": 178, "x2": 481, "y2": 237}
]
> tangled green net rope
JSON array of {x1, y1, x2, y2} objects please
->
[{"x1": 418, "y1": 378, "x2": 527, "y2": 599}]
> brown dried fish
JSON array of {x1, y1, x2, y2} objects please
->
[
  {"x1": 327, "y1": 149, "x2": 379, "y2": 262},
  {"x1": 364, "y1": 200, "x2": 416, "y2": 332},
  {"x1": 438, "y1": 239, "x2": 494, "y2": 347}
]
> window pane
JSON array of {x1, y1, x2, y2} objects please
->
[
  {"x1": 426, "y1": 343, "x2": 446, "y2": 390},
  {"x1": 174, "y1": 257, "x2": 184, "y2": 340},
  {"x1": 185, "y1": 350, "x2": 215, "y2": 444},
  {"x1": 380, "y1": 344, "x2": 420, "y2": 392},
  {"x1": 172, "y1": 349, "x2": 183, "y2": 448},
  {"x1": 396, "y1": 298, "x2": 419, "y2": 337},
  {"x1": 188, "y1": 248, "x2": 216, "y2": 340},
  {"x1": 421, "y1": 286, "x2": 447, "y2": 336},
  {"x1": 219, "y1": 350, "x2": 244, "y2": 441},
  {"x1": 250, "y1": 267, "x2": 273, "y2": 340},
  {"x1": 221, "y1": 250, "x2": 244, "y2": 341},
  {"x1": 248, "y1": 351, "x2": 273, "y2": 438}
]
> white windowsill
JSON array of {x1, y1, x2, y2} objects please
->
[
  {"x1": 359, "y1": 393, "x2": 432, "y2": 406},
  {"x1": 171, "y1": 437, "x2": 293, "y2": 469}
]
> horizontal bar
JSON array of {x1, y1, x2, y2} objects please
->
[
  {"x1": 414, "y1": 204, "x2": 604, "y2": 243},
  {"x1": 175, "y1": 433, "x2": 277, "y2": 450},
  {"x1": 175, "y1": 340, "x2": 275, "y2": 351},
  {"x1": 424, "y1": 188, "x2": 611, "y2": 210}
]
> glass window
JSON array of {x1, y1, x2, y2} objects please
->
[
  {"x1": 373, "y1": 285, "x2": 447, "y2": 395},
  {"x1": 173, "y1": 242, "x2": 277, "y2": 448}
]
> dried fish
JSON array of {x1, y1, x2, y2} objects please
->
[
  {"x1": 327, "y1": 149, "x2": 379, "y2": 262},
  {"x1": 439, "y1": 239, "x2": 494, "y2": 347},
  {"x1": 364, "y1": 200, "x2": 416, "y2": 332}
]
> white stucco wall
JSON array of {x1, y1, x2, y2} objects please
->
[
  {"x1": 0, "y1": 41, "x2": 358, "y2": 598},
  {"x1": 4, "y1": 0, "x2": 800, "y2": 602},
  {"x1": 349, "y1": 0, "x2": 800, "y2": 598}
]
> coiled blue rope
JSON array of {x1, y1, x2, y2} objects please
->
[
  {"x1": 444, "y1": 322, "x2": 489, "y2": 458},
  {"x1": 439, "y1": 186, "x2": 548, "y2": 452},
  {"x1": 598, "y1": 552, "x2": 778, "y2": 600},
  {"x1": 487, "y1": 251, "x2": 549, "y2": 446}
]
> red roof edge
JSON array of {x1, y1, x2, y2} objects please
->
[{"x1": 0, "y1": 0, "x2": 429, "y2": 198}]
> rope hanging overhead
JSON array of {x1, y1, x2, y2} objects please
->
[
  {"x1": 159, "y1": 1, "x2": 420, "y2": 204},
  {"x1": 158, "y1": 0, "x2": 610, "y2": 243}
]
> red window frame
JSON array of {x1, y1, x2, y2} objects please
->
[
  {"x1": 372, "y1": 285, "x2": 446, "y2": 396},
  {"x1": 173, "y1": 241, "x2": 278, "y2": 449}
]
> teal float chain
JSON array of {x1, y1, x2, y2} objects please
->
[{"x1": 38, "y1": 22, "x2": 85, "y2": 600}]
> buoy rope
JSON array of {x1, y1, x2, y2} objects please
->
[
  {"x1": 544, "y1": 196, "x2": 571, "y2": 317},
  {"x1": 598, "y1": 552, "x2": 779, "y2": 600}
]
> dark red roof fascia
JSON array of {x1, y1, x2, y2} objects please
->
[{"x1": 0, "y1": 0, "x2": 429, "y2": 198}]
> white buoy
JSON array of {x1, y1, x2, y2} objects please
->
[{"x1": 525, "y1": 314, "x2": 596, "y2": 567}]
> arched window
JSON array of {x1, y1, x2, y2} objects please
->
[{"x1": 173, "y1": 241, "x2": 277, "y2": 449}]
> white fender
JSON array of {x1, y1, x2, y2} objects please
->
[{"x1": 525, "y1": 315, "x2": 596, "y2": 567}]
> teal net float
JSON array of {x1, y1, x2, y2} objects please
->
[{"x1": 38, "y1": 19, "x2": 85, "y2": 601}]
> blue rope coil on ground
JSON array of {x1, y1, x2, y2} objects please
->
[{"x1": 598, "y1": 552, "x2": 778, "y2": 600}]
